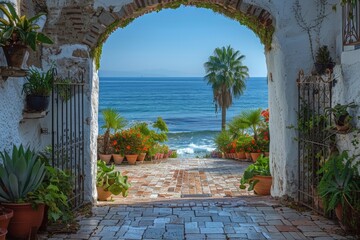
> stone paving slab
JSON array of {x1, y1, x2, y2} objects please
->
[
  {"x1": 40, "y1": 158, "x2": 356, "y2": 239},
  {"x1": 43, "y1": 198, "x2": 355, "y2": 239}
]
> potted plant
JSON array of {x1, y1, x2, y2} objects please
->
[
  {"x1": 0, "y1": 2, "x2": 53, "y2": 68},
  {"x1": 96, "y1": 160, "x2": 131, "y2": 201},
  {"x1": 99, "y1": 108, "x2": 127, "y2": 163},
  {"x1": 325, "y1": 102, "x2": 357, "y2": 131},
  {"x1": 23, "y1": 66, "x2": 55, "y2": 111},
  {"x1": 0, "y1": 145, "x2": 46, "y2": 239},
  {"x1": 27, "y1": 163, "x2": 73, "y2": 231},
  {"x1": 0, "y1": 206, "x2": 13, "y2": 239},
  {"x1": 317, "y1": 151, "x2": 360, "y2": 224},
  {"x1": 314, "y1": 45, "x2": 335, "y2": 75},
  {"x1": 240, "y1": 155, "x2": 272, "y2": 195}
]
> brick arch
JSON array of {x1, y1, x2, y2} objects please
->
[
  {"x1": 93, "y1": 1, "x2": 274, "y2": 68},
  {"x1": 44, "y1": 0, "x2": 275, "y2": 69}
]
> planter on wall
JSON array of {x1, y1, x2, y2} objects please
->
[
  {"x1": 26, "y1": 95, "x2": 50, "y2": 112},
  {"x1": 2, "y1": 45, "x2": 27, "y2": 68}
]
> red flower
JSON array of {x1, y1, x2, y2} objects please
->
[{"x1": 126, "y1": 145, "x2": 131, "y2": 150}]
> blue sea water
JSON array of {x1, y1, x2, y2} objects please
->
[{"x1": 99, "y1": 77, "x2": 268, "y2": 157}]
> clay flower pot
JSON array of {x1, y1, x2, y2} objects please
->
[
  {"x1": 2, "y1": 45, "x2": 28, "y2": 68},
  {"x1": 99, "y1": 154, "x2": 112, "y2": 164},
  {"x1": 137, "y1": 153, "x2": 146, "y2": 162},
  {"x1": 126, "y1": 154, "x2": 138, "y2": 165},
  {"x1": 253, "y1": 175, "x2": 272, "y2": 195},
  {"x1": 245, "y1": 152, "x2": 251, "y2": 160},
  {"x1": 264, "y1": 152, "x2": 270, "y2": 157},
  {"x1": 250, "y1": 153, "x2": 262, "y2": 162},
  {"x1": 0, "y1": 228, "x2": 6, "y2": 240},
  {"x1": 112, "y1": 154, "x2": 124, "y2": 164},
  {"x1": 97, "y1": 187, "x2": 112, "y2": 201},
  {"x1": 236, "y1": 152, "x2": 246, "y2": 159},
  {"x1": 3, "y1": 203, "x2": 44, "y2": 240},
  {"x1": 0, "y1": 207, "x2": 13, "y2": 232},
  {"x1": 335, "y1": 203, "x2": 343, "y2": 222}
]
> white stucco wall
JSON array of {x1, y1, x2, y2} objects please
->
[
  {"x1": 0, "y1": 0, "x2": 45, "y2": 155},
  {"x1": 332, "y1": 49, "x2": 360, "y2": 159}
]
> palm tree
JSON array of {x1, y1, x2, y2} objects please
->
[
  {"x1": 237, "y1": 109, "x2": 263, "y2": 141},
  {"x1": 204, "y1": 45, "x2": 249, "y2": 131},
  {"x1": 101, "y1": 108, "x2": 127, "y2": 154}
]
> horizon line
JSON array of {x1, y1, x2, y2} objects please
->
[{"x1": 99, "y1": 76, "x2": 267, "y2": 78}]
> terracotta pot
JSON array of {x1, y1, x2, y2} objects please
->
[
  {"x1": 253, "y1": 175, "x2": 272, "y2": 195},
  {"x1": 3, "y1": 203, "x2": 44, "y2": 240},
  {"x1": 2, "y1": 45, "x2": 28, "y2": 68},
  {"x1": 335, "y1": 203, "x2": 343, "y2": 221},
  {"x1": 126, "y1": 154, "x2": 138, "y2": 164},
  {"x1": 112, "y1": 154, "x2": 124, "y2": 164},
  {"x1": 0, "y1": 207, "x2": 13, "y2": 231},
  {"x1": 250, "y1": 152, "x2": 262, "y2": 162},
  {"x1": 99, "y1": 154, "x2": 112, "y2": 164},
  {"x1": 236, "y1": 152, "x2": 246, "y2": 159},
  {"x1": 0, "y1": 228, "x2": 6, "y2": 240},
  {"x1": 264, "y1": 152, "x2": 270, "y2": 157},
  {"x1": 97, "y1": 187, "x2": 112, "y2": 201},
  {"x1": 137, "y1": 153, "x2": 146, "y2": 162},
  {"x1": 245, "y1": 152, "x2": 251, "y2": 160}
]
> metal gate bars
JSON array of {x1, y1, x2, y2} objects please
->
[
  {"x1": 52, "y1": 74, "x2": 85, "y2": 209},
  {"x1": 297, "y1": 70, "x2": 334, "y2": 214}
]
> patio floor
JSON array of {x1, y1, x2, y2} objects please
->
[{"x1": 42, "y1": 158, "x2": 356, "y2": 239}]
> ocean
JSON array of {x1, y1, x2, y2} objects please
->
[{"x1": 99, "y1": 77, "x2": 268, "y2": 158}]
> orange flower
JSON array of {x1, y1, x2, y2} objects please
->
[
  {"x1": 251, "y1": 139, "x2": 255, "y2": 144},
  {"x1": 112, "y1": 140, "x2": 117, "y2": 146},
  {"x1": 126, "y1": 145, "x2": 131, "y2": 150}
]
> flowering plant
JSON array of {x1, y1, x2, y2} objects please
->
[
  {"x1": 247, "y1": 139, "x2": 262, "y2": 153},
  {"x1": 236, "y1": 135, "x2": 252, "y2": 152},
  {"x1": 111, "y1": 128, "x2": 143, "y2": 155},
  {"x1": 261, "y1": 109, "x2": 269, "y2": 122}
]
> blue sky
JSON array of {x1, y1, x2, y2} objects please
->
[{"x1": 99, "y1": 6, "x2": 266, "y2": 77}]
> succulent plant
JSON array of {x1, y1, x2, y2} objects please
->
[{"x1": 0, "y1": 145, "x2": 46, "y2": 202}]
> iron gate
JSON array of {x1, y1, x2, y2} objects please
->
[
  {"x1": 51, "y1": 74, "x2": 85, "y2": 209},
  {"x1": 297, "y1": 70, "x2": 334, "y2": 214}
]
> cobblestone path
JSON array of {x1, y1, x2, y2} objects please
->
[{"x1": 43, "y1": 158, "x2": 356, "y2": 239}]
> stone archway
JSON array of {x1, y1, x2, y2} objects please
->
[{"x1": 40, "y1": 0, "x2": 341, "y2": 202}]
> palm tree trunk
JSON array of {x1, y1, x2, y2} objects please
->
[
  {"x1": 221, "y1": 107, "x2": 226, "y2": 131},
  {"x1": 103, "y1": 129, "x2": 110, "y2": 154}
]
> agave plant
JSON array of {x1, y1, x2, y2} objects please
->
[
  {"x1": 0, "y1": 145, "x2": 46, "y2": 202},
  {"x1": 0, "y1": 1, "x2": 53, "y2": 50}
]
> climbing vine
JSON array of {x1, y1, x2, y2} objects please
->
[{"x1": 91, "y1": 1, "x2": 275, "y2": 69}]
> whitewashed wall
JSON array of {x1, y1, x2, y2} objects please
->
[
  {"x1": 333, "y1": 50, "x2": 360, "y2": 160},
  {"x1": 0, "y1": 0, "x2": 46, "y2": 155}
]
